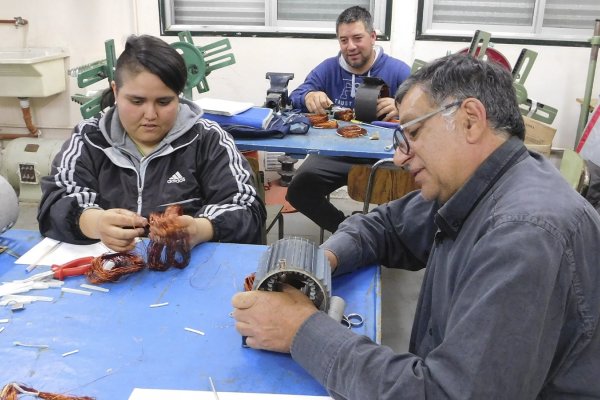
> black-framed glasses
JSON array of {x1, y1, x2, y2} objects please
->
[{"x1": 393, "y1": 100, "x2": 463, "y2": 155}]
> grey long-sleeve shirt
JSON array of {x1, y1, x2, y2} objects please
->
[{"x1": 292, "y1": 137, "x2": 600, "y2": 399}]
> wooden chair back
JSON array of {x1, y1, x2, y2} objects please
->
[{"x1": 347, "y1": 159, "x2": 419, "y2": 213}]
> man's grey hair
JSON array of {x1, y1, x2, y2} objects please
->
[
  {"x1": 336, "y1": 6, "x2": 374, "y2": 34},
  {"x1": 395, "y1": 53, "x2": 526, "y2": 140}
]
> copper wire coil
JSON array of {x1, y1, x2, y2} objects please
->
[
  {"x1": 147, "y1": 205, "x2": 191, "y2": 271},
  {"x1": 313, "y1": 120, "x2": 338, "y2": 129},
  {"x1": 333, "y1": 109, "x2": 354, "y2": 121},
  {"x1": 244, "y1": 272, "x2": 256, "y2": 291},
  {"x1": 1, "y1": 382, "x2": 94, "y2": 399},
  {"x1": 337, "y1": 125, "x2": 367, "y2": 138},
  {"x1": 147, "y1": 238, "x2": 190, "y2": 271},
  {"x1": 306, "y1": 113, "x2": 328, "y2": 125},
  {"x1": 86, "y1": 252, "x2": 146, "y2": 284}
]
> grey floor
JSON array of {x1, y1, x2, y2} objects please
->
[{"x1": 12, "y1": 189, "x2": 423, "y2": 353}]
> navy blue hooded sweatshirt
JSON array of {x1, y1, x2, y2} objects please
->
[{"x1": 289, "y1": 46, "x2": 410, "y2": 111}]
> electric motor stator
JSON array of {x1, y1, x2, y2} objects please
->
[{"x1": 253, "y1": 237, "x2": 332, "y2": 312}]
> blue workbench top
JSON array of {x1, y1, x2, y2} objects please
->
[
  {"x1": 0, "y1": 230, "x2": 380, "y2": 398},
  {"x1": 234, "y1": 122, "x2": 396, "y2": 159}
]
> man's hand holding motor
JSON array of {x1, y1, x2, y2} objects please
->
[{"x1": 232, "y1": 284, "x2": 318, "y2": 353}]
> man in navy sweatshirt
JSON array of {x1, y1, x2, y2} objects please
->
[{"x1": 287, "y1": 6, "x2": 410, "y2": 234}]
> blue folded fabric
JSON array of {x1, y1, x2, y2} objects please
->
[{"x1": 219, "y1": 111, "x2": 310, "y2": 139}]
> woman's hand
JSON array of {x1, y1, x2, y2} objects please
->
[
  {"x1": 149, "y1": 215, "x2": 214, "y2": 248},
  {"x1": 79, "y1": 208, "x2": 147, "y2": 252}
]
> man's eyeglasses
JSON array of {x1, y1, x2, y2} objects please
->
[{"x1": 393, "y1": 100, "x2": 463, "y2": 155}]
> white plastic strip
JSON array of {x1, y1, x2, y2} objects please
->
[
  {"x1": 62, "y1": 349, "x2": 80, "y2": 357},
  {"x1": 184, "y1": 327, "x2": 205, "y2": 336},
  {"x1": 13, "y1": 341, "x2": 49, "y2": 349},
  {"x1": 150, "y1": 302, "x2": 169, "y2": 308},
  {"x1": 80, "y1": 284, "x2": 109, "y2": 293},
  {"x1": 0, "y1": 294, "x2": 53, "y2": 306},
  {"x1": 61, "y1": 287, "x2": 92, "y2": 296}
]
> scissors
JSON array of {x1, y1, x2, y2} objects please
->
[
  {"x1": 0, "y1": 245, "x2": 20, "y2": 258},
  {"x1": 51, "y1": 256, "x2": 95, "y2": 280},
  {"x1": 341, "y1": 313, "x2": 364, "y2": 329}
]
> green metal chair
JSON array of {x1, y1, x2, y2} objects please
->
[
  {"x1": 244, "y1": 155, "x2": 284, "y2": 245},
  {"x1": 558, "y1": 148, "x2": 590, "y2": 196}
]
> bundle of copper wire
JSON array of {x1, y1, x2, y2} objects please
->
[
  {"x1": 307, "y1": 113, "x2": 340, "y2": 128},
  {"x1": 333, "y1": 109, "x2": 354, "y2": 121},
  {"x1": 306, "y1": 113, "x2": 328, "y2": 125},
  {"x1": 0, "y1": 382, "x2": 93, "y2": 400},
  {"x1": 147, "y1": 205, "x2": 191, "y2": 271},
  {"x1": 337, "y1": 125, "x2": 367, "y2": 138},
  {"x1": 314, "y1": 120, "x2": 338, "y2": 129},
  {"x1": 243, "y1": 272, "x2": 256, "y2": 291},
  {"x1": 85, "y1": 252, "x2": 146, "y2": 284}
]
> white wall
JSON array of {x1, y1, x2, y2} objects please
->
[{"x1": 1, "y1": 0, "x2": 598, "y2": 149}]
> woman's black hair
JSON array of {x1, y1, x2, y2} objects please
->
[{"x1": 101, "y1": 35, "x2": 187, "y2": 109}]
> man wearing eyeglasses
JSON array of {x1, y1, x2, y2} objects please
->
[{"x1": 233, "y1": 53, "x2": 600, "y2": 398}]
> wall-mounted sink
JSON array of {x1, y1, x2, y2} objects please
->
[{"x1": 0, "y1": 48, "x2": 69, "y2": 97}]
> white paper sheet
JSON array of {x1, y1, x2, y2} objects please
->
[
  {"x1": 129, "y1": 389, "x2": 332, "y2": 400},
  {"x1": 194, "y1": 98, "x2": 254, "y2": 116},
  {"x1": 14, "y1": 237, "x2": 111, "y2": 267}
]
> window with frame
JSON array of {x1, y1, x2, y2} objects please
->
[
  {"x1": 418, "y1": 0, "x2": 600, "y2": 45},
  {"x1": 160, "y1": 0, "x2": 393, "y2": 39}
]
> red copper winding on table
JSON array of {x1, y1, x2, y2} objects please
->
[
  {"x1": 307, "y1": 114, "x2": 339, "y2": 129},
  {"x1": 147, "y1": 205, "x2": 191, "y2": 271},
  {"x1": 306, "y1": 114, "x2": 328, "y2": 125},
  {"x1": 244, "y1": 272, "x2": 256, "y2": 291},
  {"x1": 0, "y1": 382, "x2": 94, "y2": 400},
  {"x1": 333, "y1": 109, "x2": 354, "y2": 121},
  {"x1": 337, "y1": 125, "x2": 367, "y2": 138},
  {"x1": 314, "y1": 120, "x2": 338, "y2": 129},
  {"x1": 85, "y1": 252, "x2": 146, "y2": 284}
]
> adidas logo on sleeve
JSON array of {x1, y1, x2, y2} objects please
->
[{"x1": 167, "y1": 171, "x2": 186, "y2": 184}]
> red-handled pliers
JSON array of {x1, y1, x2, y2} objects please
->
[{"x1": 51, "y1": 256, "x2": 95, "y2": 280}]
